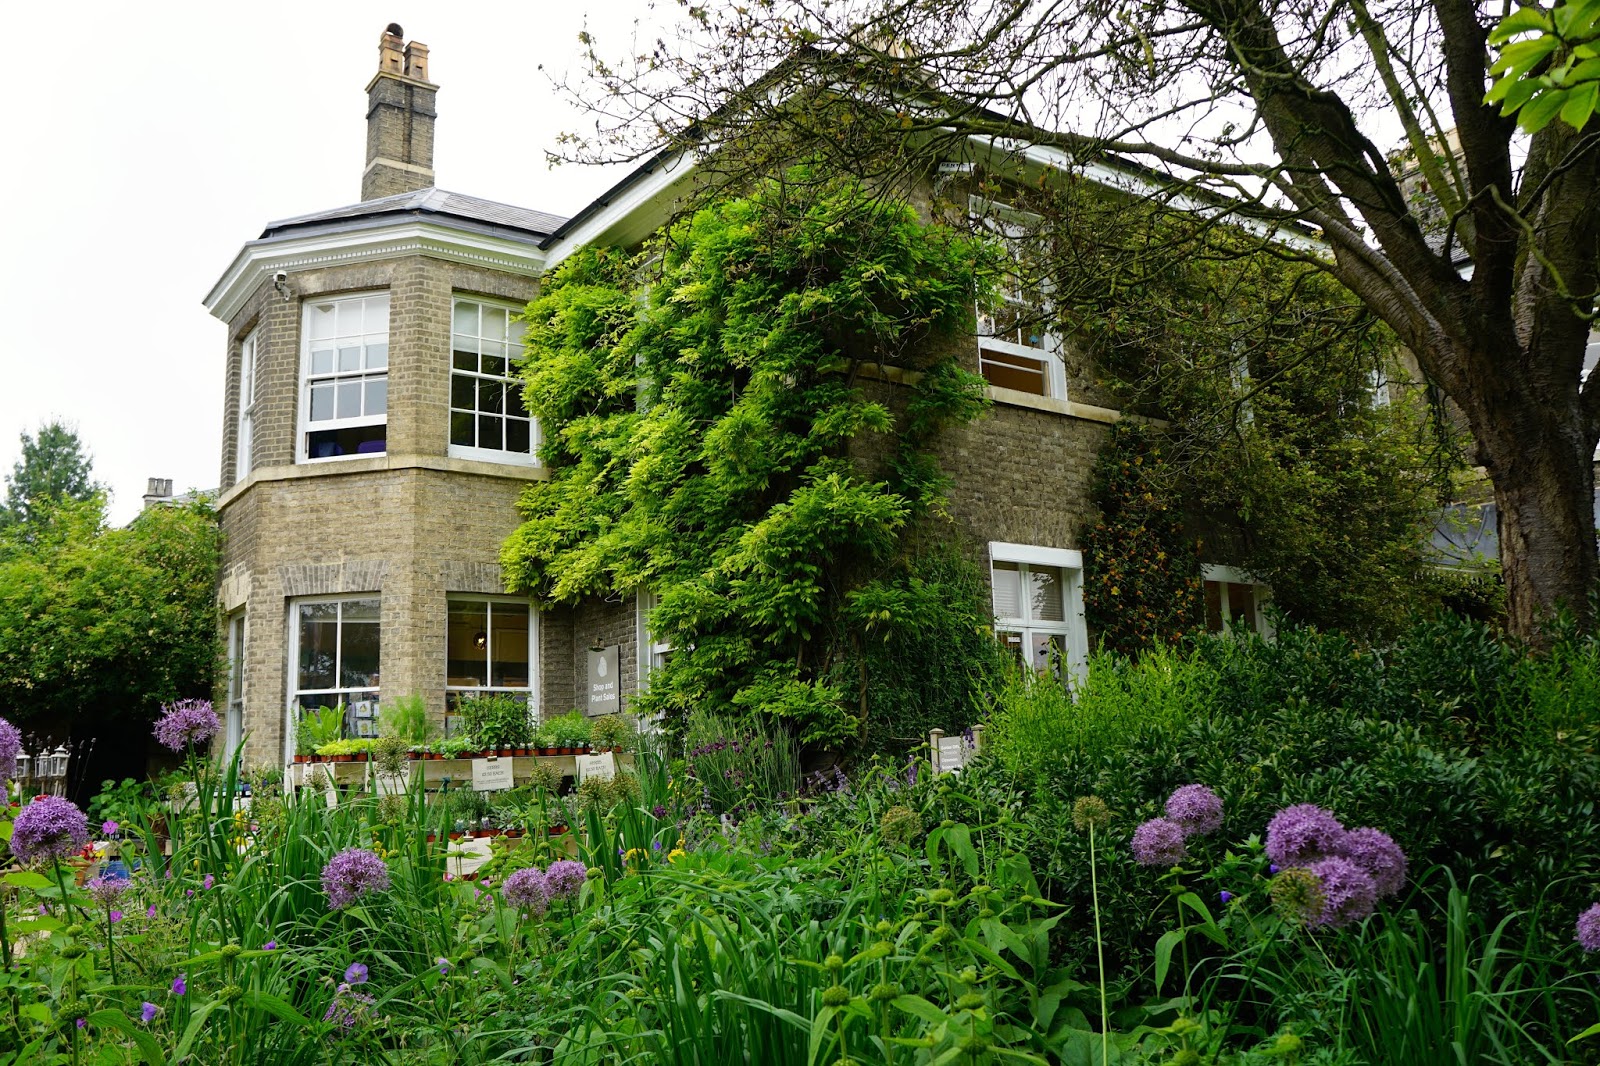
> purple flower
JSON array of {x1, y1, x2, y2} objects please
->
[
  {"x1": 323, "y1": 983, "x2": 375, "y2": 1033},
  {"x1": 110, "y1": 909, "x2": 123, "y2": 924},
  {"x1": 147, "y1": 903, "x2": 158, "y2": 919},
  {"x1": 1131, "y1": 818, "x2": 1189, "y2": 867},
  {"x1": 1265, "y1": 804, "x2": 1347, "y2": 867},
  {"x1": 202, "y1": 874, "x2": 214, "y2": 891},
  {"x1": 101, "y1": 820, "x2": 119, "y2": 836},
  {"x1": 502, "y1": 867, "x2": 550, "y2": 915},
  {"x1": 1165, "y1": 785, "x2": 1223, "y2": 836},
  {"x1": 651, "y1": 804, "x2": 668, "y2": 819},
  {"x1": 153, "y1": 699, "x2": 221, "y2": 752},
  {"x1": 436, "y1": 956, "x2": 450, "y2": 975},
  {"x1": 1269, "y1": 864, "x2": 1280, "y2": 875},
  {"x1": 344, "y1": 962, "x2": 368, "y2": 985},
  {"x1": 1576, "y1": 903, "x2": 1600, "y2": 953},
  {"x1": 185, "y1": 890, "x2": 193, "y2": 898},
  {"x1": 1305, "y1": 856, "x2": 1378, "y2": 929},
  {"x1": 1336, "y1": 827, "x2": 1407, "y2": 898},
  {"x1": 264, "y1": 940, "x2": 277, "y2": 950},
  {"x1": 1219, "y1": 891, "x2": 1233, "y2": 904},
  {"x1": 544, "y1": 860, "x2": 587, "y2": 900},
  {"x1": 9, "y1": 795, "x2": 89, "y2": 862},
  {"x1": 76, "y1": 1018, "x2": 85, "y2": 1030},
  {"x1": 172, "y1": 974, "x2": 187, "y2": 996},
  {"x1": 0, "y1": 717, "x2": 20, "y2": 784},
  {"x1": 140, "y1": 1002, "x2": 158, "y2": 1024},
  {"x1": 320, "y1": 848, "x2": 391, "y2": 910},
  {"x1": 86, "y1": 875, "x2": 131, "y2": 909}
]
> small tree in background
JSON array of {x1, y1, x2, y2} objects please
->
[{"x1": 1, "y1": 422, "x2": 102, "y2": 531}]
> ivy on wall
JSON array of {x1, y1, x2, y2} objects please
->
[{"x1": 501, "y1": 174, "x2": 1001, "y2": 747}]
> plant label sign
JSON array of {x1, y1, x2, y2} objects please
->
[
  {"x1": 471, "y1": 756, "x2": 515, "y2": 792},
  {"x1": 936, "y1": 735, "x2": 968, "y2": 774},
  {"x1": 575, "y1": 751, "x2": 617, "y2": 782},
  {"x1": 586, "y1": 646, "x2": 620, "y2": 716}
]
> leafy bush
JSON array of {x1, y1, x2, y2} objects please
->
[
  {"x1": 683, "y1": 710, "x2": 801, "y2": 814},
  {"x1": 456, "y1": 692, "x2": 532, "y2": 750}
]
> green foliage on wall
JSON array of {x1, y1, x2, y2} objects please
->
[
  {"x1": 502, "y1": 174, "x2": 998, "y2": 747},
  {"x1": 1082, "y1": 422, "x2": 1203, "y2": 655},
  {"x1": 0, "y1": 495, "x2": 220, "y2": 729}
]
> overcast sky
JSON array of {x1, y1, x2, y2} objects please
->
[{"x1": 0, "y1": 2, "x2": 661, "y2": 524}]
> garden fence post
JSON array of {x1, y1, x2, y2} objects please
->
[{"x1": 929, "y1": 728, "x2": 944, "y2": 774}]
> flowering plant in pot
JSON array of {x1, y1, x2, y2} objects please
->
[{"x1": 590, "y1": 714, "x2": 630, "y2": 754}]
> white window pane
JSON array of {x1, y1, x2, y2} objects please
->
[
  {"x1": 365, "y1": 296, "x2": 389, "y2": 335},
  {"x1": 365, "y1": 343, "x2": 388, "y2": 370},
  {"x1": 365, "y1": 378, "x2": 387, "y2": 415},
  {"x1": 311, "y1": 348, "x2": 334, "y2": 376},
  {"x1": 336, "y1": 300, "x2": 363, "y2": 337},
  {"x1": 336, "y1": 381, "x2": 362, "y2": 419},
  {"x1": 309, "y1": 304, "x2": 336, "y2": 339},
  {"x1": 1031, "y1": 633, "x2": 1067, "y2": 674},
  {"x1": 483, "y1": 309, "x2": 507, "y2": 342},
  {"x1": 991, "y1": 562, "x2": 1021, "y2": 619},
  {"x1": 309, "y1": 384, "x2": 333, "y2": 421},
  {"x1": 343, "y1": 598, "x2": 380, "y2": 621},
  {"x1": 453, "y1": 301, "x2": 478, "y2": 336},
  {"x1": 338, "y1": 346, "x2": 362, "y2": 373},
  {"x1": 1029, "y1": 566, "x2": 1065, "y2": 622}
]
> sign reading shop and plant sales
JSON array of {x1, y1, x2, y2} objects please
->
[{"x1": 586, "y1": 646, "x2": 620, "y2": 716}]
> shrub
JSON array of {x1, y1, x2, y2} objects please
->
[{"x1": 683, "y1": 710, "x2": 800, "y2": 814}]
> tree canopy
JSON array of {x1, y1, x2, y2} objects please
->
[
  {"x1": 561, "y1": 0, "x2": 1600, "y2": 643},
  {"x1": 502, "y1": 175, "x2": 1003, "y2": 746},
  {"x1": 2, "y1": 422, "x2": 101, "y2": 529}
]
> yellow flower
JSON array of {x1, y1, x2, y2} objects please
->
[
  {"x1": 623, "y1": 848, "x2": 647, "y2": 865},
  {"x1": 667, "y1": 849, "x2": 687, "y2": 864}
]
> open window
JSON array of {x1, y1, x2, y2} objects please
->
[
  {"x1": 989, "y1": 542, "x2": 1089, "y2": 680},
  {"x1": 971, "y1": 198, "x2": 1065, "y2": 399},
  {"x1": 299, "y1": 294, "x2": 389, "y2": 461}
]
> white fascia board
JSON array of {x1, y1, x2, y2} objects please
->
[
  {"x1": 959, "y1": 135, "x2": 1327, "y2": 254},
  {"x1": 204, "y1": 222, "x2": 548, "y2": 324},
  {"x1": 541, "y1": 152, "x2": 702, "y2": 270},
  {"x1": 1201, "y1": 563, "x2": 1267, "y2": 584},
  {"x1": 989, "y1": 541, "x2": 1084, "y2": 569}
]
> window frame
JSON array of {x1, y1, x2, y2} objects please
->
[
  {"x1": 236, "y1": 328, "x2": 259, "y2": 482},
  {"x1": 444, "y1": 594, "x2": 540, "y2": 725},
  {"x1": 224, "y1": 612, "x2": 246, "y2": 766},
  {"x1": 284, "y1": 594, "x2": 382, "y2": 764},
  {"x1": 447, "y1": 296, "x2": 539, "y2": 466},
  {"x1": 296, "y1": 292, "x2": 391, "y2": 464},
  {"x1": 1201, "y1": 564, "x2": 1274, "y2": 638},
  {"x1": 988, "y1": 542, "x2": 1089, "y2": 680},
  {"x1": 970, "y1": 197, "x2": 1067, "y2": 400}
]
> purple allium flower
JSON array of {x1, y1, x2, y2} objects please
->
[
  {"x1": 185, "y1": 889, "x2": 193, "y2": 898},
  {"x1": 1305, "y1": 856, "x2": 1378, "y2": 929},
  {"x1": 1336, "y1": 827, "x2": 1408, "y2": 898},
  {"x1": 110, "y1": 910, "x2": 123, "y2": 923},
  {"x1": 1576, "y1": 903, "x2": 1600, "y2": 953},
  {"x1": 1265, "y1": 804, "x2": 1347, "y2": 867},
  {"x1": 172, "y1": 975, "x2": 187, "y2": 996},
  {"x1": 502, "y1": 867, "x2": 550, "y2": 915},
  {"x1": 544, "y1": 859, "x2": 587, "y2": 901},
  {"x1": 651, "y1": 804, "x2": 668, "y2": 819},
  {"x1": 0, "y1": 717, "x2": 20, "y2": 784},
  {"x1": 344, "y1": 962, "x2": 368, "y2": 985},
  {"x1": 153, "y1": 699, "x2": 221, "y2": 753},
  {"x1": 140, "y1": 1002, "x2": 158, "y2": 1024},
  {"x1": 323, "y1": 983, "x2": 375, "y2": 1032},
  {"x1": 9, "y1": 795, "x2": 89, "y2": 863},
  {"x1": 1131, "y1": 817, "x2": 1189, "y2": 867},
  {"x1": 85, "y1": 875, "x2": 131, "y2": 909},
  {"x1": 320, "y1": 848, "x2": 390, "y2": 910},
  {"x1": 1165, "y1": 785, "x2": 1224, "y2": 836},
  {"x1": 101, "y1": 820, "x2": 119, "y2": 836}
]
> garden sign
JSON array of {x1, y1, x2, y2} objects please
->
[{"x1": 586, "y1": 645, "x2": 620, "y2": 715}]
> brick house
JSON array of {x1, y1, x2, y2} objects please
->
[{"x1": 206, "y1": 27, "x2": 1267, "y2": 768}]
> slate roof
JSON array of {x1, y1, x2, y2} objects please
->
[{"x1": 261, "y1": 188, "x2": 567, "y2": 241}]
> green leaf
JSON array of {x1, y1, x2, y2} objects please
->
[
  {"x1": 808, "y1": 1004, "x2": 837, "y2": 1066},
  {"x1": 1489, "y1": 5, "x2": 1553, "y2": 43},
  {"x1": 238, "y1": 989, "x2": 310, "y2": 1027},
  {"x1": 1153, "y1": 927, "x2": 1185, "y2": 996},
  {"x1": 1559, "y1": 81, "x2": 1599, "y2": 129},
  {"x1": 891, "y1": 994, "x2": 950, "y2": 1025},
  {"x1": 86, "y1": 1008, "x2": 164, "y2": 1066},
  {"x1": 2, "y1": 871, "x2": 51, "y2": 890},
  {"x1": 1520, "y1": 88, "x2": 1573, "y2": 132},
  {"x1": 172, "y1": 1000, "x2": 226, "y2": 1061}
]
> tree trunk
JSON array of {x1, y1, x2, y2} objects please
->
[{"x1": 1453, "y1": 346, "x2": 1598, "y2": 643}]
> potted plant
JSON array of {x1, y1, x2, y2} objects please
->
[
  {"x1": 457, "y1": 693, "x2": 533, "y2": 757},
  {"x1": 300, "y1": 705, "x2": 344, "y2": 762},
  {"x1": 591, "y1": 714, "x2": 630, "y2": 754}
]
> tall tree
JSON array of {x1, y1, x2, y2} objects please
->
[
  {"x1": 559, "y1": 0, "x2": 1600, "y2": 642},
  {"x1": 2, "y1": 422, "x2": 101, "y2": 528}
]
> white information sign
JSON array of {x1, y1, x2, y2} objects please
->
[
  {"x1": 575, "y1": 751, "x2": 617, "y2": 782},
  {"x1": 471, "y1": 757, "x2": 515, "y2": 792},
  {"x1": 936, "y1": 735, "x2": 968, "y2": 774}
]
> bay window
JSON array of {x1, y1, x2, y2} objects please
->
[
  {"x1": 237, "y1": 329, "x2": 259, "y2": 481},
  {"x1": 449, "y1": 298, "x2": 536, "y2": 463},
  {"x1": 300, "y1": 294, "x2": 389, "y2": 460}
]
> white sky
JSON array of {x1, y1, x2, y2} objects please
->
[{"x1": 0, "y1": 2, "x2": 658, "y2": 524}]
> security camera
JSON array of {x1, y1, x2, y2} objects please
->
[
  {"x1": 273, "y1": 271, "x2": 288, "y2": 284},
  {"x1": 271, "y1": 271, "x2": 293, "y2": 301}
]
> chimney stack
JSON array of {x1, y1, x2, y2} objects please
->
[
  {"x1": 143, "y1": 478, "x2": 174, "y2": 510},
  {"x1": 362, "y1": 24, "x2": 437, "y2": 201}
]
